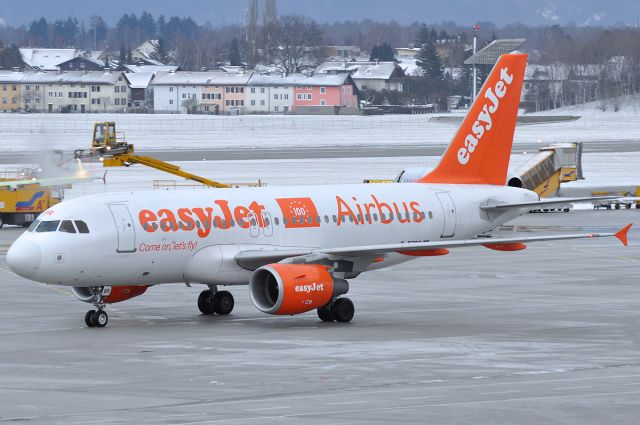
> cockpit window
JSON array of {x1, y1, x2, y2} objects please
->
[
  {"x1": 35, "y1": 220, "x2": 60, "y2": 233},
  {"x1": 59, "y1": 220, "x2": 76, "y2": 233},
  {"x1": 74, "y1": 220, "x2": 90, "y2": 234},
  {"x1": 26, "y1": 220, "x2": 40, "y2": 232}
]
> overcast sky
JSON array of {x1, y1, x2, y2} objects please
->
[{"x1": 1, "y1": 0, "x2": 637, "y2": 27}]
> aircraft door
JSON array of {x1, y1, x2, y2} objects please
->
[
  {"x1": 435, "y1": 192, "x2": 457, "y2": 238},
  {"x1": 108, "y1": 204, "x2": 136, "y2": 253},
  {"x1": 248, "y1": 212, "x2": 260, "y2": 237},
  {"x1": 262, "y1": 212, "x2": 273, "y2": 237}
]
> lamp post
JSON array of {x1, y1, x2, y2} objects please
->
[{"x1": 472, "y1": 24, "x2": 480, "y2": 102}]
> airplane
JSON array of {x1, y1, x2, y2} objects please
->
[{"x1": 6, "y1": 53, "x2": 632, "y2": 328}]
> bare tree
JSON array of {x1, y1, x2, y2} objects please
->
[{"x1": 274, "y1": 14, "x2": 324, "y2": 74}]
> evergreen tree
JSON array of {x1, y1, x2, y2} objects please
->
[
  {"x1": 416, "y1": 41, "x2": 443, "y2": 80},
  {"x1": 139, "y1": 11, "x2": 156, "y2": 39},
  {"x1": 119, "y1": 44, "x2": 127, "y2": 64},
  {"x1": 228, "y1": 38, "x2": 242, "y2": 66},
  {"x1": 28, "y1": 18, "x2": 48, "y2": 45},
  {"x1": 0, "y1": 44, "x2": 26, "y2": 69},
  {"x1": 157, "y1": 15, "x2": 166, "y2": 38},
  {"x1": 150, "y1": 38, "x2": 170, "y2": 64},
  {"x1": 369, "y1": 42, "x2": 395, "y2": 61},
  {"x1": 126, "y1": 48, "x2": 133, "y2": 64}
]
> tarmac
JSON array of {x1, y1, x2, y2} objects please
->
[{"x1": 1, "y1": 208, "x2": 639, "y2": 424}]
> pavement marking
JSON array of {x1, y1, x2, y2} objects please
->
[
  {"x1": 553, "y1": 386, "x2": 594, "y2": 390},
  {"x1": 479, "y1": 390, "x2": 520, "y2": 396},
  {"x1": 402, "y1": 395, "x2": 444, "y2": 400},
  {"x1": 326, "y1": 400, "x2": 368, "y2": 405},
  {"x1": 245, "y1": 406, "x2": 291, "y2": 412}
]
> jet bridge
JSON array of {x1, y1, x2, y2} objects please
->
[{"x1": 508, "y1": 143, "x2": 583, "y2": 197}]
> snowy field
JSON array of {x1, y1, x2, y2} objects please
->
[
  {"x1": 0, "y1": 111, "x2": 638, "y2": 199},
  {"x1": 1, "y1": 111, "x2": 640, "y2": 153}
]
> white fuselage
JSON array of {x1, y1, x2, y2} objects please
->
[{"x1": 8, "y1": 183, "x2": 537, "y2": 287}]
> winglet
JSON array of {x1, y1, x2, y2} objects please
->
[{"x1": 615, "y1": 223, "x2": 633, "y2": 247}]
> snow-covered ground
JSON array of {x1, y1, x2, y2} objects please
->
[
  {"x1": 0, "y1": 111, "x2": 638, "y2": 199},
  {"x1": 1, "y1": 111, "x2": 639, "y2": 154}
]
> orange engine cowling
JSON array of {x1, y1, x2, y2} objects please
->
[
  {"x1": 71, "y1": 285, "x2": 150, "y2": 304},
  {"x1": 249, "y1": 264, "x2": 348, "y2": 315}
]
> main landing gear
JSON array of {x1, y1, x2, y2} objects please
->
[
  {"x1": 198, "y1": 285, "x2": 234, "y2": 316},
  {"x1": 84, "y1": 287, "x2": 108, "y2": 328},
  {"x1": 317, "y1": 297, "x2": 355, "y2": 323}
]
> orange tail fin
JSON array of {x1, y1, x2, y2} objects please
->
[{"x1": 418, "y1": 53, "x2": 528, "y2": 185}]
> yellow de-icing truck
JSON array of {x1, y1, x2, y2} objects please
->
[{"x1": 0, "y1": 172, "x2": 63, "y2": 228}]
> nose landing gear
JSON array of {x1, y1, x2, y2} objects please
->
[
  {"x1": 197, "y1": 285, "x2": 235, "y2": 316},
  {"x1": 84, "y1": 286, "x2": 109, "y2": 328}
]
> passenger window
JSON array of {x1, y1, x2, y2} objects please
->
[
  {"x1": 373, "y1": 213, "x2": 378, "y2": 221},
  {"x1": 274, "y1": 217, "x2": 280, "y2": 226},
  {"x1": 332, "y1": 215, "x2": 337, "y2": 223},
  {"x1": 59, "y1": 220, "x2": 76, "y2": 233},
  {"x1": 283, "y1": 217, "x2": 288, "y2": 225},
  {"x1": 315, "y1": 216, "x2": 320, "y2": 224},
  {"x1": 324, "y1": 215, "x2": 329, "y2": 223},
  {"x1": 35, "y1": 220, "x2": 60, "y2": 232},
  {"x1": 27, "y1": 220, "x2": 40, "y2": 232}
]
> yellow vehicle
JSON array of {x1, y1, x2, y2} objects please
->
[
  {"x1": 75, "y1": 122, "x2": 231, "y2": 188},
  {"x1": 0, "y1": 170, "x2": 63, "y2": 228}
]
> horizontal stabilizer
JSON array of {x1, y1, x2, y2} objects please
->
[{"x1": 480, "y1": 196, "x2": 623, "y2": 211}]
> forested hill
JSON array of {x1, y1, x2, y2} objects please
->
[{"x1": 2, "y1": 0, "x2": 635, "y2": 27}]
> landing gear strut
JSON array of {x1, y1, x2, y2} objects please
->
[
  {"x1": 198, "y1": 286, "x2": 234, "y2": 316},
  {"x1": 84, "y1": 287, "x2": 109, "y2": 328},
  {"x1": 317, "y1": 297, "x2": 355, "y2": 323}
]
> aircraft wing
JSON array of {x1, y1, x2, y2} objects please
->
[
  {"x1": 235, "y1": 224, "x2": 632, "y2": 270},
  {"x1": 480, "y1": 195, "x2": 622, "y2": 211}
]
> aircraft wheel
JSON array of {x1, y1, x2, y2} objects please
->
[
  {"x1": 213, "y1": 291, "x2": 234, "y2": 315},
  {"x1": 331, "y1": 298, "x2": 354, "y2": 323},
  {"x1": 94, "y1": 310, "x2": 108, "y2": 328},
  {"x1": 317, "y1": 305, "x2": 335, "y2": 322},
  {"x1": 85, "y1": 310, "x2": 96, "y2": 327},
  {"x1": 198, "y1": 290, "x2": 215, "y2": 315}
]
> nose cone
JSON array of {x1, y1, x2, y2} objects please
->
[{"x1": 7, "y1": 237, "x2": 42, "y2": 280}]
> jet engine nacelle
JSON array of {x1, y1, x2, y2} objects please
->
[
  {"x1": 249, "y1": 264, "x2": 348, "y2": 315},
  {"x1": 71, "y1": 285, "x2": 149, "y2": 304}
]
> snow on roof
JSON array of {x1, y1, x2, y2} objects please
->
[
  {"x1": 248, "y1": 73, "x2": 350, "y2": 86},
  {"x1": 124, "y1": 64, "x2": 178, "y2": 74},
  {"x1": 151, "y1": 70, "x2": 254, "y2": 86},
  {"x1": 19, "y1": 70, "x2": 124, "y2": 84},
  {"x1": 57, "y1": 56, "x2": 105, "y2": 67},
  {"x1": 0, "y1": 70, "x2": 26, "y2": 83},
  {"x1": 19, "y1": 48, "x2": 78, "y2": 70},
  {"x1": 315, "y1": 61, "x2": 403, "y2": 80},
  {"x1": 396, "y1": 57, "x2": 423, "y2": 77},
  {"x1": 124, "y1": 72, "x2": 154, "y2": 89}
]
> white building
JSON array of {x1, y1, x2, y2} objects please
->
[
  {"x1": 20, "y1": 48, "x2": 78, "y2": 71},
  {"x1": 315, "y1": 61, "x2": 406, "y2": 92},
  {"x1": 21, "y1": 71, "x2": 128, "y2": 113},
  {"x1": 246, "y1": 74, "x2": 294, "y2": 113}
]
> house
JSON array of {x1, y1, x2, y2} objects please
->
[
  {"x1": 315, "y1": 61, "x2": 406, "y2": 92},
  {"x1": 57, "y1": 56, "x2": 105, "y2": 71},
  {"x1": 19, "y1": 48, "x2": 77, "y2": 71},
  {"x1": 131, "y1": 40, "x2": 161, "y2": 63},
  {"x1": 0, "y1": 71, "x2": 22, "y2": 112},
  {"x1": 20, "y1": 70, "x2": 129, "y2": 113},
  {"x1": 246, "y1": 74, "x2": 294, "y2": 113},
  {"x1": 325, "y1": 46, "x2": 361, "y2": 60},
  {"x1": 289, "y1": 74, "x2": 360, "y2": 115},
  {"x1": 151, "y1": 71, "x2": 253, "y2": 114},
  {"x1": 124, "y1": 72, "x2": 155, "y2": 112},
  {"x1": 395, "y1": 47, "x2": 420, "y2": 58}
]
